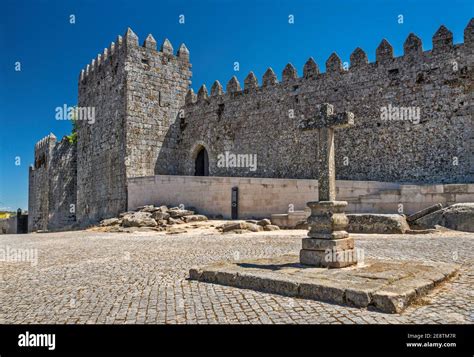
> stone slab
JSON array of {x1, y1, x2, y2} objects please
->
[{"x1": 189, "y1": 255, "x2": 459, "y2": 313}]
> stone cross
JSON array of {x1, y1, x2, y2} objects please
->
[
  {"x1": 299, "y1": 103, "x2": 354, "y2": 201},
  {"x1": 298, "y1": 103, "x2": 357, "y2": 268}
]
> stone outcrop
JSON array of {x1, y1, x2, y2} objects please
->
[{"x1": 98, "y1": 204, "x2": 208, "y2": 231}]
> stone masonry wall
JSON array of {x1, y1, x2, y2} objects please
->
[
  {"x1": 128, "y1": 175, "x2": 474, "y2": 218},
  {"x1": 28, "y1": 135, "x2": 77, "y2": 232},
  {"x1": 28, "y1": 134, "x2": 56, "y2": 232},
  {"x1": 76, "y1": 34, "x2": 129, "y2": 225},
  {"x1": 174, "y1": 21, "x2": 473, "y2": 184},
  {"x1": 0, "y1": 216, "x2": 17, "y2": 234},
  {"x1": 124, "y1": 30, "x2": 191, "y2": 177},
  {"x1": 76, "y1": 29, "x2": 191, "y2": 225},
  {"x1": 47, "y1": 138, "x2": 77, "y2": 231}
]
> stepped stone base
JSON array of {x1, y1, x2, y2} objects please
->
[
  {"x1": 302, "y1": 200, "x2": 358, "y2": 267},
  {"x1": 189, "y1": 255, "x2": 459, "y2": 313}
]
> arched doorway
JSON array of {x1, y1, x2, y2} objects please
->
[{"x1": 194, "y1": 146, "x2": 209, "y2": 176}]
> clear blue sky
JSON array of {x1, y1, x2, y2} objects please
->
[{"x1": 0, "y1": 0, "x2": 472, "y2": 211}]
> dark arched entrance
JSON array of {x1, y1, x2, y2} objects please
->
[{"x1": 194, "y1": 147, "x2": 209, "y2": 176}]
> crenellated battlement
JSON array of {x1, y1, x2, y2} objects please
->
[
  {"x1": 186, "y1": 20, "x2": 473, "y2": 105},
  {"x1": 79, "y1": 27, "x2": 191, "y2": 83},
  {"x1": 31, "y1": 133, "x2": 57, "y2": 173},
  {"x1": 34, "y1": 133, "x2": 56, "y2": 152}
]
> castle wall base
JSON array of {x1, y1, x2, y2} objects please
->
[{"x1": 127, "y1": 175, "x2": 474, "y2": 219}]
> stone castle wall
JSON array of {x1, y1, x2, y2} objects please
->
[
  {"x1": 29, "y1": 21, "x2": 473, "y2": 230},
  {"x1": 174, "y1": 22, "x2": 473, "y2": 184},
  {"x1": 47, "y1": 138, "x2": 77, "y2": 230},
  {"x1": 76, "y1": 28, "x2": 192, "y2": 225},
  {"x1": 124, "y1": 31, "x2": 191, "y2": 177},
  {"x1": 28, "y1": 135, "x2": 77, "y2": 232},
  {"x1": 0, "y1": 216, "x2": 17, "y2": 234},
  {"x1": 28, "y1": 134, "x2": 56, "y2": 231},
  {"x1": 77, "y1": 34, "x2": 128, "y2": 226},
  {"x1": 128, "y1": 175, "x2": 474, "y2": 219}
]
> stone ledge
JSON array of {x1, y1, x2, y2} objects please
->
[{"x1": 189, "y1": 255, "x2": 459, "y2": 314}]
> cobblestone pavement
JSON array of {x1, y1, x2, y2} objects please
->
[{"x1": 1, "y1": 228, "x2": 473, "y2": 324}]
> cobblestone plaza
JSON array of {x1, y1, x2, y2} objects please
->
[{"x1": 1, "y1": 229, "x2": 472, "y2": 324}]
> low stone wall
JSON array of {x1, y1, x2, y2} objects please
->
[
  {"x1": 127, "y1": 175, "x2": 474, "y2": 219},
  {"x1": 0, "y1": 217, "x2": 17, "y2": 234}
]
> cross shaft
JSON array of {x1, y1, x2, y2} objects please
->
[{"x1": 298, "y1": 103, "x2": 354, "y2": 201}]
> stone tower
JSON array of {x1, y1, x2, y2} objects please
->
[
  {"x1": 76, "y1": 28, "x2": 192, "y2": 225},
  {"x1": 28, "y1": 133, "x2": 77, "y2": 232},
  {"x1": 28, "y1": 133, "x2": 57, "y2": 231}
]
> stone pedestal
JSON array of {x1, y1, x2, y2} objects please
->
[{"x1": 300, "y1": 201, "x2": 358, "y2": 268}]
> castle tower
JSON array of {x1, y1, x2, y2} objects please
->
[
  {"x1": 76, "y1": 28, "x2": 192, "y2": 225},
  {"x1": 28, "y1": 133, "x2": 57, "y2": 231}
]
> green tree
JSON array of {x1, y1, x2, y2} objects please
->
[{"x1": 66, "y1": 106, "x2": 78, "y2": 144}]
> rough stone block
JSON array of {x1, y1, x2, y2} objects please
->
[
  {"x1": 299, "y1": 281, "x2": 345, "y2": 304},
  {"x1": 372, "y1": 286, "x2": 416, "y2": 313},
  {"x1": 182, "y1": 214, "x2": 208, "y2": 223},
  {"x1": 444, "y1": 184, "x2": 468, "y2": 193},
  {"x1": 302, "y1": 237, "x2": 354, "y2": 251},
  {"x1": 347, "y1": 214, "x2": 410, "y2": 234},
  {"x1": 415, "y1": 203, "x2": 474, "y2": 232},
  {"x1": 307, "y1": 230, "x2": 349, "y2": 239},
  {"x1": 345, "y1": 287, "x2": 375, "y2": 308},
  {"x1": 407, "y1": 203, "x2": 443, "y2": 222},
  {"x1": 300, "y1": 249, "x2": 357, "y2": 268}
]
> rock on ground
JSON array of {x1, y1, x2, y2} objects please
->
[
  {"x1": 415, "y1": 203, "x2": 474, "y2": 233},
  {"x1": 152, "y1": 211, "x2": 170, "y2": 221},
  {"x1": 257, "y1": 218, "x2": 271, "y2": 226},
  {"x1": 98, "y1": 205, "x2": 283, "y2": 235},
  {"x1": 168, "y1": 209, "x2": 195, "y2": 218},
  {"x1": 182, "y1": 215, "x2": 208, "y2": 223},
  {"x1": 221, "y1": 222, "x2": 247, "y2": 232},
  {"x1": 100, "y1": 218, "x2": 121, "y2": 227},
  {"x1": 263, "y1": 224, "x2": 280, "y2": 231},
  {"x1": 122, "y1": 212, "x2": 158, "y2": 228},
  {"x1": 347, "y1": 214, "x2": 410, "y2": 234},
  {"x1": 167, "y1": 217, "x2": 184, "y2": 225},
  {"x1": 407, "y1": 203, "x2": 443, "y2": 222},
  {"x1": 221, "y1": 221, "x2": 266, "y2": 233}
]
